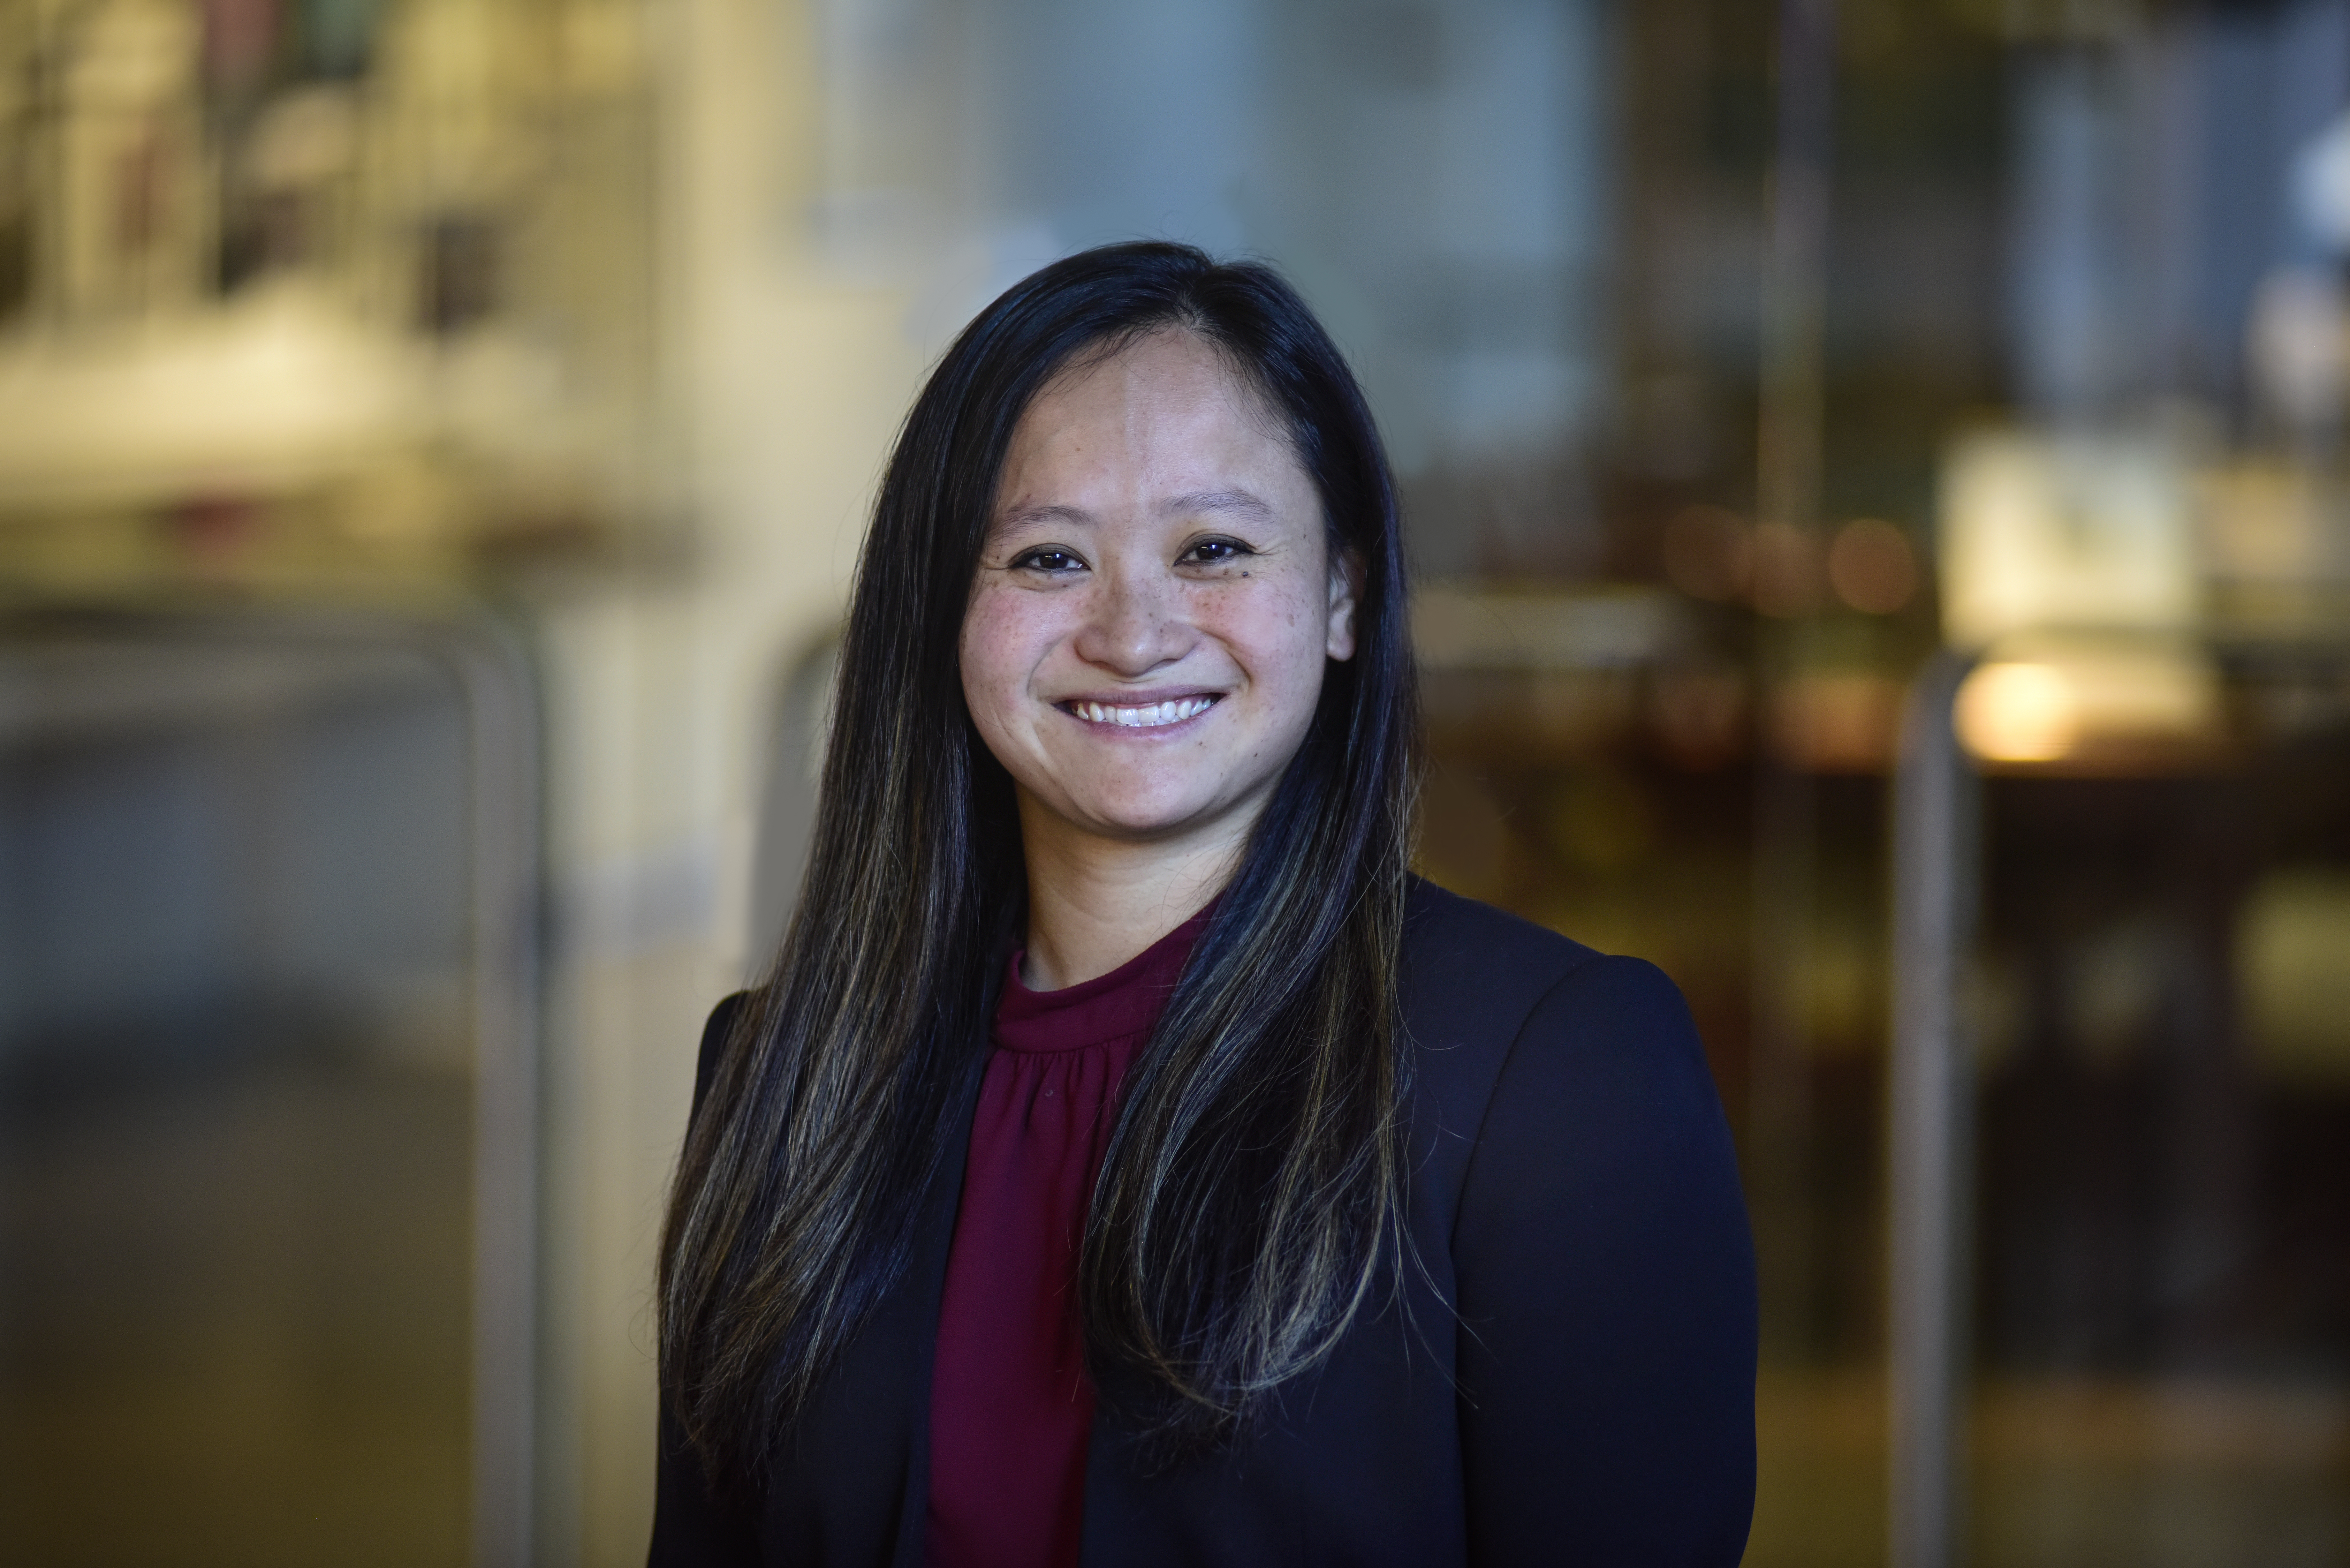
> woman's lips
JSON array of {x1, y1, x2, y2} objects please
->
[{"x1": 1060, "y1": 695, "x2": 1220, "y2": 728}]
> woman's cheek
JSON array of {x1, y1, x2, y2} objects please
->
[
  {"x1": 959, "y1": 591, "x2": 1023, "y2": 729},
  {"x1": 1232, "y1": 576, "x2": 1324, "y2": 686},
  {"x1": 966, "y1": 584, "x2": 1029, "y2": 662}
]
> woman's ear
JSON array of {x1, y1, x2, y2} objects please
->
[{"x1": 1326, "y1": 545, "x2": 1365, "y2": 661}]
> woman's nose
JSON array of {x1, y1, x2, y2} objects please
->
[{"x1": 1071, "y1": 564, "x2": 1192, "y2": 676}]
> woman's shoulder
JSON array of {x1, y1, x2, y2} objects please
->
[
  {"x1": 1399, "y1": 877, "x2": 1684, "y2": 1050},
  {"x1": 1410, "y1": 884, "x2": 1755, "y2": 1559},
  {"x1": 690, "y1": 990, "x2": 754, "y2": 1125},
  {"x1": 1397, "y1": 878, "x2": 1716, "y2": 1163},
  {"x1": 1400, "y1": 876, "x2": 1605, "y2": 984}
]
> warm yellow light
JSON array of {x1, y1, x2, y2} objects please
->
[{"x1": 1956, "y1": 661, "x2": 2078, "y2": 761}]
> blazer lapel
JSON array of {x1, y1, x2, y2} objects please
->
[
  {"x1": 879, "y1": 983, "x2": 999, "y2": 1568},
  {"x1": 879, "y1": 1076, "x2": 978, "y2": 1567}
]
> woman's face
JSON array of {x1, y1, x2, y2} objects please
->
[{"x1": 961, "y1": 329, "x2": 1357, "y2": 851}]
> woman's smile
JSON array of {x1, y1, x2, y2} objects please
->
[{"x1": 1058, "y1": 693, "x2": 1221, "y2": 730}]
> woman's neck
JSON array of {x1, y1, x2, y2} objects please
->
[{"x1": 1015, "y1": 797, "x2": 1243, "y2": 991}]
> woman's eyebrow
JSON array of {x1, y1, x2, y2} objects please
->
[
  {"x1": 993, "y1": 502, "x2": 1094, "y2": 532},
  {"x1": 1165, "y1": 489, "x2": 1273, "y2": 522},
  {"x1": 995, "y1": 491, "x2": 1272, "y2": 532}
]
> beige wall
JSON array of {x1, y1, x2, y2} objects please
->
[{"x1": 539, "y1": 0, "x2": 925, "y2": 1557}]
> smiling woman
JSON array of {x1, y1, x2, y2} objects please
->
[
  {"x1": 962, "y1": 328, "x2": 1359, "y2": 988},
  {"x1": 650, "y1": 244, "x2": 1756, "y2": 1568}
]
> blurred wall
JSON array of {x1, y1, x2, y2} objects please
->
[{"x1": 537, "y1": 0, "x2": 925, "y2": 1557}]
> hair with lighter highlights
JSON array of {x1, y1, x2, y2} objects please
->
[{"x1": 658, "y1": 241, "x2": 1421, "y2": 1487}]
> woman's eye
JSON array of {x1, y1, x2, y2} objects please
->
[
  {"x1": 1183, "y1": 538, "x2": 1254, "y2": 565},
  {"x1": 1014, "y1": 548, "x2": 1083, "y2": 572}
]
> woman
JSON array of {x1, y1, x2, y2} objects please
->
[{"x1": 652, "y1": 243, "x2": 1755, "y2": 1567}]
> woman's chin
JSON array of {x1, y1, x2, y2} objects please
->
[{"x1": 1051, "y1": 790, "x2": 1246, "y2": 848}]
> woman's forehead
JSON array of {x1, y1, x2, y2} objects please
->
[
  {"x1": 997, "y1": 336, "x2": 1304, "y2": 511},
  {"x1": 1028, "y1": 330, "x2": 1263, "y2": 421},
  {"x1": 1034, "y1": 329, "x2": 1291, "y2": 440}
]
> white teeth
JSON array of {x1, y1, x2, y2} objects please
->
[{"x1": 1073, "y1": 697, "x2": 1213, "y2": 727}]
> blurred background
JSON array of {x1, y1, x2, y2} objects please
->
[{"x1": 1, "y1": 0, "x2": 2346, "y2": 1563}]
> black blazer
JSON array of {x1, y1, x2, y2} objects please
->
[{"x1": 650, "y1": 880, "x2": 1756, "y2": 1566}]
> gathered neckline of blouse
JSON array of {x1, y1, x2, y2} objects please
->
[{"x1": 992, "y1": 905, "x2": 1212, "y2": 1056}]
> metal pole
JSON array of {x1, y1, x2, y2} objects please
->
[
  {"x1": 1749, "y1": 0, "x2": 1838, "y2": 1353},
  {"x1": 438, "y1": 622, "x2": 544, "y2": 1568},
  {"x1": 1888, "y1": 650, "x2": 1978, "y2": 1568},
  {"x1": 1759, "y1": 0, "x2": 1835, "y2": 545}
]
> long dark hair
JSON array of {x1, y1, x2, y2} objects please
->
[{"x1": 658, "y1": 241, "x2": 1422, "y2": 1485}]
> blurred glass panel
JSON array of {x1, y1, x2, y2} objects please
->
[
  {"x1": 1390, "y1": 3, "x2": 2350, "y2": 1564},
  {"x1": 0, "y1": 619, "x2": 498, "y2": 1567},
  {"x1": 0, "y1": 0, "x2": 625, "y2": 1557},
  {"x1": 1962, "y1": 674, "x2": 2350, "y2": 1568}
]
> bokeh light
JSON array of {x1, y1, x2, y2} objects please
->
[
  {"x1": 1827, "y1": 516, "x2": 1918, "y2": 614},
  {"x1": 1956, "y1": 661, "x2": 2078, "y2": 762},
  {"x1": 1750, "y1": 519, "x2": 1822, "y2": 618}
]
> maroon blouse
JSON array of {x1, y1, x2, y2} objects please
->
[{"x1": 923, "y1": 909, "x2": 1209, "y2": 1568}]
